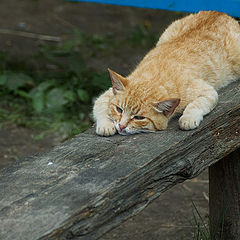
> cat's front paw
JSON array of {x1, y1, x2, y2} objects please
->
[
  {"x1": 96, "y1": 120, "x2": 116, "y2": 136},
  {"x1": 179, "y1": 113, "x2": 203, "y2": 130}
]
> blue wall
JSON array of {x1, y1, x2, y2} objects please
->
[{"x1": 70, "y1": 0, "x2": 240, "y2": 17}]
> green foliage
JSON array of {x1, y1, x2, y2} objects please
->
[
  {"x1": 0, "y1": 24, "x2": 157, "y2": 139},
  {"x1": 0, "y1": 35, "x2": 110, "y2": 139},
  {"x1": 191, "y1": 201, "x2": 224, "y2": 240},
  {"x1": 192, "y1": 201, "x2": 211, "y2": 240},
  {"x1": 126, "y1": 21, "x2": 158, "y2": 47}
]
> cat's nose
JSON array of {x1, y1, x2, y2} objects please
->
[{"x1": 119, "y1": 123, "x2": 126, "y2": 131}]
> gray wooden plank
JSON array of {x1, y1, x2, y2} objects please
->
[{"x1": 0, "y1": 80, "x2": 240, "y2": 240}]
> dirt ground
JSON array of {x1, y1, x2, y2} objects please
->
[{"x1": 0, "y1": 1, "x2": 209, "y2": 239}]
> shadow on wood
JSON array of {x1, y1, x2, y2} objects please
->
[{"x1": 0, "y1": 80, "x2": 240, "y2": 240}]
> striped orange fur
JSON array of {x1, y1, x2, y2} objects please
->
[{"x1": 93, "y1": 11, "x2": 240, "y2": 136}]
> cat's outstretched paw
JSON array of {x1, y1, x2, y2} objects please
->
[
  {"x1": 96, "y1": 120, "x2": 116, "y2": 136},
  {"x1": 179, "y1": 113, "x2": 203, "y2": 130}
]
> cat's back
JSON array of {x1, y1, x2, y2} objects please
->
[
  {"x1": 129, "y1": 11, "x2": 240, "y2": 90},
  {"x1": 157, "y1": 11, "x2": 240, "y2": 46}
]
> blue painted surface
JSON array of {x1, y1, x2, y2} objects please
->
[{"x1": 70, "y1": 0, "x2": 240, "y2": 17}]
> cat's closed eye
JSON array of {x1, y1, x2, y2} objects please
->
[
  {"x1": 116, "y1": 106, "x2": 123, "y2": 113},
  {"x1": 133, "y1": 116, "x2": 145, "y2": 120}
]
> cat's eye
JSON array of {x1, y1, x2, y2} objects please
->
[
  {"x1": 134, "y1": 116, "x2": 145, "y2": 120},
  {"x1": 116, "y1": 106, "x2": 123, "y2": 113}
]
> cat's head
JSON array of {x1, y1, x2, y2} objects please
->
[{"x1": 107, "y1": 69, "x2": 180, "y2": 135}]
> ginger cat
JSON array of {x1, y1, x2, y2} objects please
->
[{"x1": 93, "y1": 11, "x2": 240, "y2": 136}]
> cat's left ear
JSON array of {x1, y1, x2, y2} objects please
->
[
  {"x1": 153, "y1": 98, "x2": 180, "y2": 117},
  {"x1": 108, "y1": 68, "x2": 128, "y2": 95}
]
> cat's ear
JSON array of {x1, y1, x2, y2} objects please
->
[
  {"x1": 108, "y1": 68, "x2": 128, "y2": 95},
  {"x1": 153, "y1": 98, "x2": 180, "y2": 117}
]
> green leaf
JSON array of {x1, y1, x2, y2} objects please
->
[
  {"x1": 29, "y1": 80, "x2": 55, "y2": 97},
  {"x1": 32, "y1": 91, "x2": 45, "y2": 112},
  {"x1": 0, "y1": 75, "x2": 6, "y2": 85},
  {"x1": 77, "y1": 89, "x2": 89, "y2": 103},
  {"x1": 4, "y1": 73, "x2": 33, "y2": 91},
  {"x1": 28, "y1": 80, "x2": 56, "y2": 112},
  {"x1": 64, "y1": 90, "x2": 76, "y2": 102},
  {"x1": 14, "y1": 90, "x2": 31, "y2": 99},
  {"x1": 46, "y1": 88, "x2": 68, "y2": 110}
]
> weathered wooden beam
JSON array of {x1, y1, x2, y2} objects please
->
[
  {"x1": 209, "y1": 148, "x2": 240, "y2": 239},
  {"x1": 0, "y1": 80, "x2": 240, "y2": 240}
]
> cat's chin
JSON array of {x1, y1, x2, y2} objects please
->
[
  {"x1": 118, "y1": 127, "x2": 154, "y2": 135},
  {"x1": 118, "y1": 130, "x2": 138, "y2": 135},
  {"x1": 117, "y1": 127, "x2": 135, "y2": 135},
  {"x1": 114, "y1": 123, "x2": 155, "y2": 135}
]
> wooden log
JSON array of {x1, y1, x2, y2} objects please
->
[
  {"x1": 0, "y1": 80, "x2": 240, "y2": 240},
  {"x1": 209, "y1": 148, "x2": 240, "y2": 239}
]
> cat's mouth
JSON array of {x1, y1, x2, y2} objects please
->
[
  {"x1": 115, "y1": 123, "x2": 135, "y2": 135},
  {"x1": 115, "y1": 124, "x2": 131, "y2": 135},
  {"x1": 115, "y1": 123, "x2": 152, "y2": 135}
]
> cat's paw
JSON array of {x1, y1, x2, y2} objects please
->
[
  {"x1": 96, "y1": 120, "x2": 116, "y2": 136},
  {"x1": 179, "y1": 113, "x2": 203, "y2": 130}
]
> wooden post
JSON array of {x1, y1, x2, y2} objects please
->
[{"x1": 209, "y1": 149, "x2": 240, "y2": 239}]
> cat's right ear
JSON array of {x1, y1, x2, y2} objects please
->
[
  {"x1": 153, "y1": 98, "x2": 180, "y2": 117},
  {"x1": 108, "y1": 68, "x2": 128, "y2": 95}
]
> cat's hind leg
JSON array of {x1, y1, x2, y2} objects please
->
[
  {"x1": 93, "y1": 89, "x2": 117, "y2": 136},
  {"x1": 179, "y1": 79, "x2": 218, "y2": 130}
]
